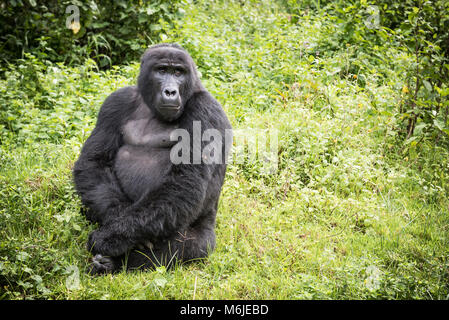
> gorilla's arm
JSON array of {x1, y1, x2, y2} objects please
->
[
  {"x1": 87, "y1": 92, "x2": 229, "y2": 257},
  {"x1": 73, "y1": 88, "x2": 135, "y2": 225},
  {"x1": 87, "y1": 163, "x2": 213, "y2": 256}
]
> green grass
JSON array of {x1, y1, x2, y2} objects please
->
[{"x1": 1, "y1": 0, "x2": 449, "y2": 299}]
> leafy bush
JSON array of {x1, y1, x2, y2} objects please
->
[
  {"x1": 0, "y1": 0, "x2": 182, "y2": 68},
  {"x1": 0, "y1": 54, "x2": 139, "y2": 144},
  {"x1": 279, "y1": 0, "x2": 449, "y2": 150}
]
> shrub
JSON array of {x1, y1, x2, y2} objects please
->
[{"x1": 0, "y1": 0, "x2": 182, "y2": 68}]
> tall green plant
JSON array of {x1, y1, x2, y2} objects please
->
[{"x1": 392, "y1": 0, "x2": 449, "y2": 146}]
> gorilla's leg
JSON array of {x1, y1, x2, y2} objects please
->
[
  {"x1": 126, "y1": 224, "x2": 216, "y2": 270},
  {"x1": 88, "y1": 217, "x2": 216, "y2": 275}
]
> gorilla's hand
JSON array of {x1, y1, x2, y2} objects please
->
[
  {"x1": 88, "y1": 254, "x2": 116, "y2": 275},
  {"x1": 87, "y1": 226, "x2": 135, "y2": 257}
]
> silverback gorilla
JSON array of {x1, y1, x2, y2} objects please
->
[{"x1": 73, "y1": 43, "x2": 232, "y2": 274}]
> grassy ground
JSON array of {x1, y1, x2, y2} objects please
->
[{"x1": 1, "y1": 1, "x2": 449, "y2": 299}]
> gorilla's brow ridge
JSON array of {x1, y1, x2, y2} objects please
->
[{"x1": 145, "y1": 48, "x2": 190, "y2": 67}]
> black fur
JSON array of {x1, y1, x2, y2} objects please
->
[{"x1": 73, "y1": 43, "x2": 232, "y2": 274}]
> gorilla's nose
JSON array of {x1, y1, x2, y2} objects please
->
[
  {"x1": 164, "y1": 88, "x2": 177, "y2": 97},
  {"x1": 162, "y1": 87, "x2": 180, "y2": 105}
]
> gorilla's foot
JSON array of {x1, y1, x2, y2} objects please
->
[
  {"x1": 88, "y1": 254, "x2": 116, "y2": 275},
  {"x1": 136, "y1": 241, "x2": 154, "y2": 251}
]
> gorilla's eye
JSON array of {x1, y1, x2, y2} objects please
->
[
  {"x1": 157, "y1": 66, "x2": 167, "y2": 74},
  {"x1": 174, "y1": 69, "x2": 183, "y2": 77}
]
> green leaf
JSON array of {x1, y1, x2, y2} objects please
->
[
  {"x1": 146, "y1": 7, "x2": 158, "y2": 15},
  {"x1": 422, "y1": 80, "x2": 432, "y2": 92},
  {"x1": 434, "y1": 119, "x2": 445, "y2": 131},
  {"x1": 153, "y1": 275, "x2": 167, "y2": 288},
  {"x1": 405, "y1": 136, "x2": 418, "y2": 145},
  {"x1": 31, "y1": 275, "x2": 43, "y2": 283},
  {"x1": 138, "y1": 14, "x2": 148, "y2": 24},
  {"x1": 437, "y1": 87, "x2": 449, "y2": 97},
  {"x1": 17, "y1": 251, "x2": 30, "y2": 261},
  {"x1": 150, "y1": 24, "x2": 162, "y2": 31}
]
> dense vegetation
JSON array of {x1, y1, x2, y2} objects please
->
[
  {"x1": 0, "y1": 0, "x2": 182, "y2": 67},
  {"x1": 0, "y1": 0, "x2": 448, "y2": 299}
]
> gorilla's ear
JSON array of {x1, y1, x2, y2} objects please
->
[
  {"x1": 186, "y1": 59, "x2": 203, "y2": 91},
  {"x1": 194, "y1": 70, "x2": 204, "y2": 91}
]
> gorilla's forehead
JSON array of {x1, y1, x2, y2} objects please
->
[{"x1": 146, "y1": 47, "x2": 190, "y2": 66}]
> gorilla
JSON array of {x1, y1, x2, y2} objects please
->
[{"x1": 73, "y1": 43, "x2": 232, "y2": 274}]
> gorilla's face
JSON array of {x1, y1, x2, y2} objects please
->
[{"x1": 138, "y1": 45, "x2": 199, "y2": 122}]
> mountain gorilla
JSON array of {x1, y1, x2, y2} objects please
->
[{"x1": 73, "y1": 43, "x2": 232, "y2": 274}]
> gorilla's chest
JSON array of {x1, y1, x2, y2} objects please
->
[{"x1": 114, "y1": 105, "x2": 178, "y2": 201}]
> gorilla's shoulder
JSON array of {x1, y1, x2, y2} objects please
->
[
  {"x1": 94, "y1": 86, "x2": 139, "y2": 128},
  {"x1": 189, "y1": 90, "x2": 222, "y2": 112},
  {"x1": 190, "y1": 90, "x2": 215, "y2": 102},
  {"x1": 98, "y1": 86, "x2": 139, "y2": 115},
  {"x1": 188, "y1": 90, "x2": 231, "y2": 130},
  {"x1": 103, "y1": 86, "x2": 138, "y2": 108}
]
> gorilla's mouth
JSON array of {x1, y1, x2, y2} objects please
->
[
  {"x1": 158, "y1": 105, "x2": 182, "y2": 120},
  {"x1": 160, "y1": 105, "x2": 181, "y2": 110}
]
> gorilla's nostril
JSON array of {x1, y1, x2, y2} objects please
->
[{"x1": 164, "y1": 89, "x2": 177, "y2": 97}]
